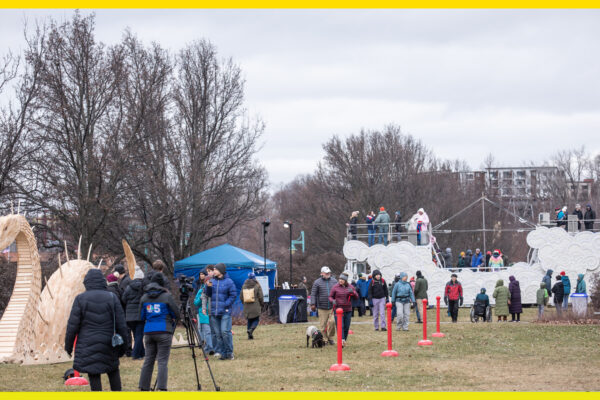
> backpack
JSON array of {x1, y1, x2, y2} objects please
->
[{"x1": 243, "y1": 288, "x2": 255, "y2": 303}]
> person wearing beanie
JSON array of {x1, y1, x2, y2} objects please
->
[
  {"x1": 310, "y1": 266, "x2": 337, "y2": 345},
  {"x1": 508, "y1": 275, "x2": 523, "y2": 322},
  {"x1": 393, "y1": 211, "x2": 403, "y2": 241},
  {"x1": 193, "y1": 270, "x2": 214, "y2": 355},
  {"x1": 471, "y1": 248, "x2": 484, "y2": 272},
  {"x1": 143, "y1": 259, "x2": 169, "y2": 291},
  {"x1": 374, "y1": 207, "x2": 391, "y2": 245},
  {"x1": 584, "y1": 204, "x2": 596, "y2": 231},
  {"x1": 474, "y1": 288, "x2": 490, "y2": 322},
  {"x1": 489, "y1": 250, "x2": 504, "y2": 272},
  {"x1": 204, "y1": 262, "x2": 237, "y2": 360},
  {"x1": 113, "y1": 264, "x2": 131, "y2": 293},
  {"x1": 368, "y1": 269, "x2": 389, "y2": 331},
  {"x1": 121, "y1": 266, "x2": 146, "y2": 360},
  {"x1": 366, "y1": 210, "x2": 377, "y2": 247},
  {"x1": 298, "y1": 276, "x2": 309, "y2": 292},
  {"x1": 413, "y1": 271, "x2": 428, "y2": 323},
  {"x1": 560, "y1": 271, "x2": 571, "y2": 310},
  {"x1": 536, "y1": 282, "x2": 550, "y2": 319},
  {"x1": 328, "y1": 272, "x2": 358, "y2": 346},
  {"x1": 106, "y1": 273, "x2": 122, "y2": 300},
  {"x1": 444, "y1": 273, "x2": 463, "y2": 323},
  {"x1": 573, "y1": 204, "x2": 584, "y2": 231},
  {"x1": 138, "y1": 272, "x2": 180, "y2": 391},
  {"x1": 456, "y1": 251, "x2": 466, "y2": 270},
  {"x1": 240, "y1": 272, "x2": 264, "y2": 340},
  {"x1": 551, "y1": 275, "x2": 565, "y2": 317},
  {"x1": 557, "y1": 206, "x2": 568, "y2": 229},
  {"x1": 391, "y1": 273, "x2": 401, "y2": 320},
  {"x1": 391, "y1": 272, "x2": 415, "y2": 331}
]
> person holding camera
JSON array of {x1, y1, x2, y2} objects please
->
[
  {"x1": 65, "y1": 269, "x2": 128, "y2": 391},
  {"x1": 138, "y1": 272, "x2": 180, "y2": 391},
  {"x1": 204, "y1": 263, "x2": 237, "y2": 360}
]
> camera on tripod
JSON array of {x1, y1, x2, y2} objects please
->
[{"x1": 177, "y1": 275, "x2": 195, "y2": 302}]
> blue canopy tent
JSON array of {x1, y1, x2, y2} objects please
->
[{"x1": 174, "y1": 243, "x2": 277, "y2": 315}]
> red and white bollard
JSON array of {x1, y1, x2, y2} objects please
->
[
  {"x1": 381, "y1": 302, "x2": 399, "y2": 357},
  {"x1": 417, "y1": 299, "x2": 433, "y2": 346},
  {"x1": 329, "y1": 308, "x2": 350, "y2": 371},
  {"x1": 432, "y1": 296, "x2": 445, "y2": 338}
]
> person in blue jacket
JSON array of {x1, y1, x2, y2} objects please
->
[
  {"x1": 471, "y1": 248, "x2": 484, "y2": 271},
  {"x1": 193, "y1": 270, "x2": 214, "y2": 355},
  {"x1": 204, "y1": 263, "x2": 237, "y2": 360},
  {"x1": 560, "y1": 271, "x2": 571, "y2": 309},
  {"x1": 356, "y1": 273, "x2": 369, "y2": 317},
  {"x1": 138, "y1": 272, "x2": 180, "y2": 391}
]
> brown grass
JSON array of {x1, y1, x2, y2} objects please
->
[{"x1": 1, "y1": 307, "x2": 599, "y2": 391}]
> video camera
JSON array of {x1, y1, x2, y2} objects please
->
[{"x1": 177, "y1": 274, "x2": 195, "y2": 302}]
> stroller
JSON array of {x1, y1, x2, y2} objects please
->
[{"x1": 470, "y1": 297, "x2": 492, "y2": 323}]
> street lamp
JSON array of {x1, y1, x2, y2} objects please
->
[
  {"x1": 283, "y1": 221, "x2": 293, "y2": 285},
  {"x1": 261, "y1": 219, "x2": 270, "y2": 270}
]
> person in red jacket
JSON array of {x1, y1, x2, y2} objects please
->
[
  {"x1": 328, "y1": 272, "x2": 358, "y2": 347},
  {"x1": 444, "y1": 273, "x2": 463, "y2": 323}
]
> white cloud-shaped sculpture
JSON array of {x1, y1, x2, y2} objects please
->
[{"x1": 343, "y1": 227, "x2": 599, "y2": 306}]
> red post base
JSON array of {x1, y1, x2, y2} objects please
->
[
  {"x1": 381, "y1": 350, "x2": 399, "y2": 357},
  {"x1": 329, "y1": 363, "x2": 351, "y2": 371},
  {"x1": 418, "y1": 339, "x2": 433, "y2": 346},
  {"x1": 432, "y1": 332, "x2": 445, "y2": 338},
  {"x1": 348, "y1": 330, "x2": 354, "y2": 335}
]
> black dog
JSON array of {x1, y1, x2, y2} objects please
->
[{"x1": 306, "y1": 325, "x2": 325, "y2": 348}]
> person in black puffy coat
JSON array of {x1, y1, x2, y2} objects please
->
[
  {"x1": 122, "y1": 265, "x2": 145, "y2": 360},
  {"x1": 65, "y1": 268, "x2": 128, "y2": 391}
]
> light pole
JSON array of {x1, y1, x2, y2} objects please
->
[
  {"x1": 261, "y1": 219, "x2": 270, "y2": 270},
  {"x1": 283, "y1": 221, "x2": 293, "y2": 285}
]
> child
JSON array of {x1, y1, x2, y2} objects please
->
[
  {"x1": 536, "y1": 282, "x2": 549, "y2": 319},
  {"x1": 193, "y1": 270, "x2": 214, "y2": 355}
]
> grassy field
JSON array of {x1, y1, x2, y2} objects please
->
[{"x1": 1, "y1": 307, "x2": 599, "y2": 391}]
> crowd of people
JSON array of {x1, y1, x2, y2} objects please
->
[
  {"x1": 555, "y1": 203, "x2": 597, "y2": 230},
  {"x1": 447, "y1": 248, "x2": 509, "y2": 271},
  {"x1": 307, "y1": 266, "x2": 590, "y2": 346},
  {"x1": 347, "y1": 207, "x2": 431, "y2": 246},
  {"x1": 64, "y1": 260, "x2": 263, "y2": 391}
]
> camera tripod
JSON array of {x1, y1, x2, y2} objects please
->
[{"x1": 152, "y1": 300, "x2": 220, "y2": 391}]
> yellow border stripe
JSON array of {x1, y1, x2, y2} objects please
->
[{"x1": 3, "y1": 1, "x2": 600, "y2": 8}]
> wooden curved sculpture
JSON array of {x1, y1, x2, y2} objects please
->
[
  {"x1": 0, "y1": 212, "x2": 95, "y2": 364},
  {"x1": 0, "y1": 214, "x2": 42, "y2": 363}
]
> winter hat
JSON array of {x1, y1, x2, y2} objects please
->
[
  {"x1": 416, "y1": 270, "x2": 422, "y2": 278},
  {"x1": 358, "y1": 273, "x2": 364, "y2": 278},
  {"x1": 248, "y1": 272, "x2": 256, "y2": 280},
  {"x1": 460, "y1": 251, "x2": 465, "y2": 257},
  {"x1": 133, "y1": 265, "x2": 144, "y2": 280},
  {"x1": 480, "y1": 288, "x2": 486, "y2": 294},
  {"x1": 380, "y1": 207, "x2": 385, "y2": 211},
  {"x1": 562, "y1": 206, "x2": 567, "y2": 212},
  {"x1": 467, "y1": 249, "x2": 472, "y2": 255},
  {"x1": 446, "y1": 248, "x2": 451, "y2": 253},
  {"x1": 399, "y1": 272, "x2": 408, "y2": 279},
  {"x1": 418, "y1": 208, "x2": 424, "y2": 214},
  {"x1": 321, "y1": 266, "x2": 331, "y2": 274},
  {"x1": 476, "y1": 248, "x2": 481, "y2": 252},
  {"x1": 556, "y1": 275, "x2": 562, "y2": 281},
  {"x1": 487, "y1": 251, "x2": 492, "y2": 255},
  {"x1": 215, "y1": 263, "x2": 227, "y2": 275},
  {"x1": 373, "y1": 270, "x2": 381, "y2": 279},
  {"x1": 560, "y1": 271, "x2": 565, "y2": 276},
  {"x1": 199, "y1": 269, "x2": 208, "y2": 276},
  {"x1": 113, "y1": 264, "x2": 126, "y2": 274},
  {"x1": 410, "y1": 276, "x2": 415, "y2": 281},
  {"x1": 395, "y1": 211, "x2": 401, "y2": 216},
  {"x1": 339, "y1": 272, "x2": 349, "y2": 282},
  {"x1": 151, "y1": 272, "x2": 166, "y2": 287},
  {"x1": 451, "y1": 273, "x2": 457, "y2": 278},
  {"x1": 106, "y1": 273, "x2": 118, "y2": 283}
]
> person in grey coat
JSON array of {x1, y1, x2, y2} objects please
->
[
  {"x1": 374, "y1": 207, "x2": 391, "y2": 245},
  {"x1": 310, "y1": 266, "x2": 337, "y2": 345},
  {"x1": 542, "y1": 269, "x2": 554, "y2": 300}
]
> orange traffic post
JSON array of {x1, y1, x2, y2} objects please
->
[
  {"x1": 329, "y1": 308, "x2": 350, "y2": 371},
  {"x1": 381, "y1": 302, "x2": 398, "y2": 357},
  {"x1": 432, "y1": 296, "x2": 446, "y2": 338},
  {"x1": 417, "y1": 299, "x2": 433, "y2": 346}
]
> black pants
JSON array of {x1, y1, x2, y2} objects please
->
[
  {"x1": 334, "y1": 311, "x2": 352, "y2": 341},
  {"x1": 88, "y1": 369, "x2": 121, "y2": 391},
  {"x1": 448, "y1": 300, "x2": 459, "y2": 322},
  {"x1": 511, "y1": 313, "x2": 521, "y2": 321},
  {"x1": 128, "y1": 321, "x2": 146, "y2": 359}
]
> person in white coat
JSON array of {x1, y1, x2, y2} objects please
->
[{"x1": 409, "y1": 208, "x2": 430, "y2": 244}]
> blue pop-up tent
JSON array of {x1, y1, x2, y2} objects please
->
[{"x1": 174, "y1": 244, "x2": 277, "y2": 315}]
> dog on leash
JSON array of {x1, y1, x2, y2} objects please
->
[{"x1": 306, "y1": 325, "x2": 325, "y2": 348}]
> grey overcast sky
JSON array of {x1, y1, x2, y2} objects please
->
[{"x1": 1, "y1": 9, "x2": 600, "y2": 186}]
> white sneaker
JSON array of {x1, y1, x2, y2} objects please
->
[{"x1": 214, "y1": 353, "x2": 222, "y2": 358}]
